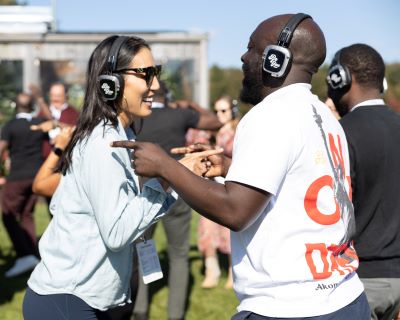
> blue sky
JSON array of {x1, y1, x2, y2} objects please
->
[{"x1": 25, "y1": 0, "x2": 400, "y2": 67}]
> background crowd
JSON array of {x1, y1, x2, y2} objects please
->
[{"x1": 0, "y1": 12, "x2": 400, "y2": 320}]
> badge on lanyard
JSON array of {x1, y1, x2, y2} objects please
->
[{"x1": 136, "y1": 239, "x2": 163, "y2": 284}]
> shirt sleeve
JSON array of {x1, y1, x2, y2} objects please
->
[
  {"x1": 226, "y1": 106, "x2": 300, "y2": 195},
  {"x1": 81, "y1": 131, "x2": 175, "y2": 251},
  {"x1": 183, "y1": 108, "x2": 200, "y2": 129},
  {"x1": 0, "y1": 121, "x2": 11, "y2": 142}
]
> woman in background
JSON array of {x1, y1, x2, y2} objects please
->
[{"x1": 198, "y1": 95, "x2": 240, "y2": 289}]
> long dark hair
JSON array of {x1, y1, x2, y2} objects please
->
[{"x1": 57, "y1": 35, "x2": 150, "y2": 174}]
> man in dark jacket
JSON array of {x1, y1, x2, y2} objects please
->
[{"x1": 327, "y1": 43, "x2": 400, "y2": 320}]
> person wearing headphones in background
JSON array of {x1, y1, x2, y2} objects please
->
[
  {"x1": 112, "y1": 13, "x2": 369, "y2": 319},
  {"x1": 327, "y1": 43, "x2": 400, "y2": 320},
  {"x1": 197, "y1": 95, "x2": 240, "y2": 289},
  {"x1": 22, "y1": 35, "x2": 212, "y2": 320}
]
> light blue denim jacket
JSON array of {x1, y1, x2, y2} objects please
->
[{"x1": 28, "y1": 119, "x2": 175, "y2": 310}]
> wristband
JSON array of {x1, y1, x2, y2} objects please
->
[{"x1": 52, "y1": 147, "x2": 64, "y2": 157}]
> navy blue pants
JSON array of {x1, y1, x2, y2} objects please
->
[
  {"x1": 23, "y1": 287, "x2": 112, "y2": 320},
  {"x1": 231, "y1": 292, "x2": 370, "y2": 320}
]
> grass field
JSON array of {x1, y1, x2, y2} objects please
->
[{"x1": 0, "y1": 200, "x2": 238, "y2": 320}]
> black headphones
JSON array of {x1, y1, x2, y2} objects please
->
[
  {"x1": 262, "y1": 13, "x2": 312, "y2": 78},
  {"x1": 98, "y1": 36, "x2": 129, "y2": 101},
  {"x1": 326, "y1": 50, "x2": 352, "y2": 90}
]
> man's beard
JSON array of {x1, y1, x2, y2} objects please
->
[{"x1": 240, "y1": 62, "x2": 264, "y2": 106}]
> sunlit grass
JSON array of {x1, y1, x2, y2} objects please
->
[{"x1": 0, "y1": 200, "x2": 238, "y2": 320}]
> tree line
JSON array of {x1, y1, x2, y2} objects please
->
[{"x1": 209, "y1": 64, "x2": 400, "y2": 115}]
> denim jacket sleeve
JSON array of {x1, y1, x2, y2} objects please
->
[{"x1": 80, "y1": 129, "x2": 174, "y2": 252}]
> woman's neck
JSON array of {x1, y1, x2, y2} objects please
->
[{"x1": 118, "y1": 112, "x2": 134, "y2": 129}]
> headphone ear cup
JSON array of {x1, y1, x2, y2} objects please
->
[
  {"x1": 326, "y1": 63, "x2": 351, "y2": 90},
  {"x1": 98, "y1": 74, "x2": 124, "y2": 101},
  {"x1": 262, "y1": 45, "x2": 292, "y2": 78}
]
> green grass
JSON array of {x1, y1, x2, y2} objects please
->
[{"x1": 0, "y1": 200, "x2": 238, "y2": 319}]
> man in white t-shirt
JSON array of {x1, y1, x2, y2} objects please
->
[{"x1": 112, "y1": 13, "x2": 370, "y2": 319}]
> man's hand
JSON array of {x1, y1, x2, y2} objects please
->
[
  {"x1": 31, "y1": 120, "x2": 57, "y2": 132},
  {"x1": 204, "y1": 153, "x2": 231, "y2": 178},
  {"x1": 29, "y1": 84, "x2": 43, "y2": 99},
  {"x1": 111, "y1": 141, "x2": 171, "y2": 177}
]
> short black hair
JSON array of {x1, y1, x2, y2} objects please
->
[
  {"x1": 340, "y1": 43, "x2": 385, "y2": 90},
  {"x1": 16, "y1": 92, "x2": 34, "y2": 112}
]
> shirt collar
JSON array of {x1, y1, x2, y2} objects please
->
[
  {"x1": 263, "y1": 83, "x2": 312, "y2": 102},
  {"x1": 50, "y1": 103, "x2": 69, "y2": 120},
  {"x1": 151, "y1": 102, "x2": 165, "y2": 109},
  {"x1": 16, "y1": 112, "x2": 33, "y2": 121},
  {"x1": 351, "y1": 99, "x2": 385, "y2": 112}
]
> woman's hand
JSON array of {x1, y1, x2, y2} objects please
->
[{"x1": 178, "y1": 149, "x2": 223, "y2": 176}]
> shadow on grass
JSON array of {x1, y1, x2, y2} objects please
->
[{"x1": 0, "y1": 251, "x2": 31, "y2": 305}]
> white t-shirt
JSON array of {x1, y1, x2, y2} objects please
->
[{"x1": 226, "y1": 83, "x2": 364, "y2": 317}]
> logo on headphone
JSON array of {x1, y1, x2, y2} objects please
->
[
  {"x1": 329, "y1": 73, "x2": 341, "y2": 85},
  {"x1": 268, "y1": 54, "x2": 281, "y2": 69},
  {"x1": 101, "y1": 83, "x2": 114, "y2": 96}
]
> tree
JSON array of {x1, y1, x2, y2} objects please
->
[
  {"x1": 209, "y1": 63, "x2": 400, "y2": 115},
  {"x1": 0, "y1": 0, "x2": 19, "y2": 5}
]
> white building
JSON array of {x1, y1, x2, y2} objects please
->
[{"x1": 0, "y1": 6, "x2": 209, "y2": 111}]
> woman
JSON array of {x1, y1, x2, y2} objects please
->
[
  {"x1": 197, "y1": 95, "x2": 240, "y2": 289},
  {"x1": 22, "y1": 35, "x2": 204, "y2": 320}
]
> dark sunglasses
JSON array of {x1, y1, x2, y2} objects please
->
[{"x1": 116, "y1": 65, "x2": 162, "y2": 87}]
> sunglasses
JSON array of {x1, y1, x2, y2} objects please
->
[{"x1": 116, "y1": 65, "x2": 162, "y2": 87}]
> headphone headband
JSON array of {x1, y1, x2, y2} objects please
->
[
  {"x1": 107, "y1": 36, "x2": 129, "y2": 72},
  {"x1": 262, "y1": 13, "x2": 312, "y2": 78},
  {"x1": 277, "y1": 13, "x2": 311, "y2": 47},
  {"x1": 98, "y1": 35, "x2": 129, "y2": 101}
]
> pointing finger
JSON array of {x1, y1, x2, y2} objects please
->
[
  {"x1": 170, "y1": 146, "x2": 191, "y2": 154},
  {"x1": 185, "y1": 148, "x2": 224, "y2": 158},
  {"x1": 111, "y1": 140, "x2": 139, "y2": 149}
]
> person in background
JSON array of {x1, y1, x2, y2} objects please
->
[
  {"x1": 324, "y1": 97, "x2": 340, "y2": 120},
  {"x1": 0, "y1": 92, "x2": 47, "y2": 278},
  {"x1": 197, "y1": 95, "x2": 240, "y2": 289},
  {"x1": 112, "y1": 13, "x2": 370, "y2": 319},
  {"x1": 133, "y1": 81, "x2": 221, "y2": 320},
  {"x1": 30, "y1": 124, "x2": 74, "y2": 197},
  {"x1": 30, "y1": 82, "x2": 80, "y2": 157},
  {"x1": 327, "y1": 43, "x2": 400, "y2": 320},
  {"x1": 22, "y1": 35, "x2": 211, "y2": 320}
]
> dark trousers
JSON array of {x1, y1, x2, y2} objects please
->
[
  {"x1": 1, "y1": 179, "x2": 39, "y2": 258},
  {"x1": 134, "y1": 197, "x2": 192, "y2": 319},
  {"x1": 23, "y1": 287, "x2": 111, "y2": 320},
  {"x1": 231, "y1": 292, "x2": 370, "y2": 320}
]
